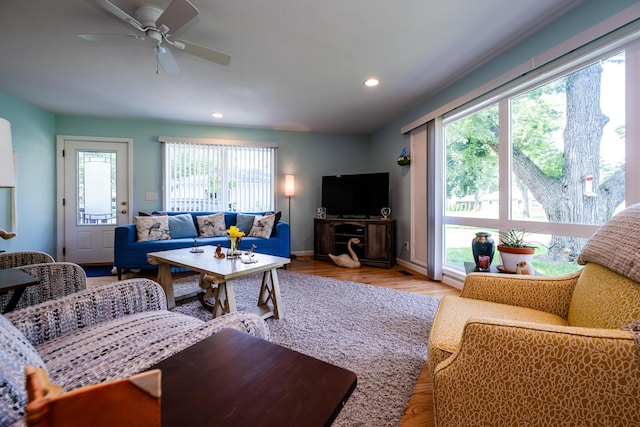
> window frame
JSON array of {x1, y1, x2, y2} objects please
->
[{"x1": 437, "y1": 36, "x2": 640, "y2": 278}]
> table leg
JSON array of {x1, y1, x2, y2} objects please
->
[
  {"x1": 211, "y1": 281, "x2": 237, "y2": 319},
  {"x1": 258, "y1": 268, "x2": 284, "y2": 319},
  {"x1": 2, "y1": 288, "x2": 26, "y2": 314},
  {"x1": 156, "y1": 262, "x2": 176, "y2": 310}
]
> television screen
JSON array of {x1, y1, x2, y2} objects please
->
[{"x1": 321, "y1": 172, "x2": 389, "y2": 218}]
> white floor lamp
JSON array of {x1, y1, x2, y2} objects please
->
[
  {"x1": 284, "y1": 174, "x2": 295, "y2": 258},
  {"x1": 0, "y1": 118, "x2": 17, "y2": 240}
]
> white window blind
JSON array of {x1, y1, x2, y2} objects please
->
[{"x1": 161, "y1": 138, "x2": 276, "y2": 212}]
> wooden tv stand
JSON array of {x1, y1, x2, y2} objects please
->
[{"x1": 314, "y1": 218, "x2": 396, "y2": 268}]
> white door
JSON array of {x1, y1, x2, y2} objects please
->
[{"x1": 57, "y1": 136, "x2": 132, "y2": 264}]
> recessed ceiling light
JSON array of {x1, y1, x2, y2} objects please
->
[
  {"x1": 364, "y1": 78, "x2": 379, "y2": 87},
  {"x1": 211, "y1": 112, "x2": 223, "y2": 119}
]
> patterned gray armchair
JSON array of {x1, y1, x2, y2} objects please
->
[
  {"x1": 0, "y1": 262, "x2": 87, "y2": 312},
  {"x1": 1, "y1": 278, "x2": 269, "y2": 426},
  {"x1": 0, "y1": 251, "x2": 54, "y2": 269}
]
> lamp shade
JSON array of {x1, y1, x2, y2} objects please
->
[
  {"x1": 0, "y1": 118, "x2": 16, "y2": 188},
  {"x1": 284, "y1": 174, "x2": 295, "y2": 197}
]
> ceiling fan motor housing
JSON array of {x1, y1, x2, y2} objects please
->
[{"x1": 136, "y1": 5, "x2": 164, "y2": 45}]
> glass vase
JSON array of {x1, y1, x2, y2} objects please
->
[{"x1": 228, "y1": 236, "x2": 242, "y2": 257}]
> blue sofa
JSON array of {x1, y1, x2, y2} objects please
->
[{"x1": 114, "y1": 211, "x2": 289, "y2": 279}]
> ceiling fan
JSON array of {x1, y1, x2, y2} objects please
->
[{"x1": 79, "y1": 0, "x2": 230, "y2": 74}]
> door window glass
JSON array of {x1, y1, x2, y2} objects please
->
[{"x1": 77, "y1": 151, "x2": 116, "y2": 225}]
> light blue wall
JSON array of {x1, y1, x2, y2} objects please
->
[
  {"x1": 0, "y1": 92, "x2": 56, "y2": 254},
  {"x1": 55, "y1": 116, "x2": 371, "y2": 254},
  {"x1": 372, "y1": 0, "x2": 640, "y2": 264}
]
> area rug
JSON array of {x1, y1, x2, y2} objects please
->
[{"x1": 172, "y1": 270, "x2": 440, "y2": 427}]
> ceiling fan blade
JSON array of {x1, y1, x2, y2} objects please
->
[
  {"x1": 78, "y1": 33, "x2": 143, "y2": 42},
  {"x1": 176, "y1": 39, "x2": 231, "y2": 66},
  {"x1": 156, "y1": 0, "x2": 199, "y2": 35},
  {"x1": 91, "y1": 0, "x2": 144, "y2": 32},
  {"x1": 156, "y1": 46, "x2": 181, "y2": 74}
]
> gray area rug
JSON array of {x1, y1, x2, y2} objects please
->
[{"x1": 172, "y1": 270, "x2": 440, "y2": 427}]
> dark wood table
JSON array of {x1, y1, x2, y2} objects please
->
[
  {"x1": 0, "y1": 268, "x2": 39, "y2": 313},
  {"x1": 147, "y1": 328, "x2": 357, "y2": 427}
]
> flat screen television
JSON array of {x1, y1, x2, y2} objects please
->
[{"x1": 321, "y1": 172, "x2": 389, "y2": 218}]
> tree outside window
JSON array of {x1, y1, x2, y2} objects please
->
[{"x1": 444, "y1": 50, "x2": 625, "y2": 274}]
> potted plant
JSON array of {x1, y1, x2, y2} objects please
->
[{"x1": 497, "y1": 229, "x2": 536, "y2": 273}]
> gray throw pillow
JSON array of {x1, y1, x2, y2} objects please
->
[
  {"x1": 168, "y1": 213, "x2": 198, "y2": 239},
  {"x1": 235, "y1": 214, "x2": 255, "y2": 235},
  {"x1": 577, "y1": 202, "x2": 640, "y2": 283}
]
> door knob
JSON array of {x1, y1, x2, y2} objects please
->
[{"x1": 121, "y1": 209, "x2": 127, "y2": 214}]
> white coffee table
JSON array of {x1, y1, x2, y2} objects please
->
[{"x1": 147, "y1": 246, "x2": 290, "y2": 319}]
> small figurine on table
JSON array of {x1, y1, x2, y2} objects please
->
[
  {"x1": 214, "y1": 244, "x2": 225, "y2": 258},
  {"x1": 241, "y1": 244, "x2": 258, "y2": 263}
]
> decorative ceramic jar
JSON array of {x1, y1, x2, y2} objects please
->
[{"x1": 471, "y1": 232, "x2": 494, "y2": 271}]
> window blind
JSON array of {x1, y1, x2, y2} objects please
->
[{"x1": 162, "y1": 138, "x2": 276, "y2": 212}]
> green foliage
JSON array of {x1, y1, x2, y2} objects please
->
[
  {"x1": 510, "y1": 83, "x2": 564, "y2": 178},
  {"x1": 445, "y1": 105, "x2": 499, "y2": 198},
  {"x1": 498, "y1": 229, "x2": 537, "y2": 248}
]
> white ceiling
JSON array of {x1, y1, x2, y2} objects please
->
[{"x1": 0, "y1": 0, "x2": 583, "y2": 135}]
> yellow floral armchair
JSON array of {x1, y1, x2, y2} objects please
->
[{"x1": 428, "y1": 204, "x2": 640, "y2": 426}]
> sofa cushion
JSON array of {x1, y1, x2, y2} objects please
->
[
  {"x1": 266, "y1": 211, "x2": 282, "y2": 237},
  {"x1": 36, "y1": 310, "x2": 266, "y2": 392},
  {"x1": 568, "y1": 263, "x2": 640, "y2": 329},
  {"x1": 235, "y1": 213, "x2": 255, "y2": 235},
  {"x1": 248, "y1": 215, "x2": 276, "y2": 239},
  {"x1": 577, "y1": 202, "x2": 640, "y2": 283},
  {"x1": 0, "y1": 314, "x2": 47, "y2": 426},
  {"x1": 135, "y1": 216, "x2": 170, "y2": 242},
  {"x1": 168, "y1": 213, "x2": 198, "y2": 239},
  {"x1": 196, "y1": 213, "x2": 227, "y2": 237},
  {"x1": 428, "y1": 295, "x2": 567, "y2": 370},
  {"x1": 39, "y1": 311, "x2": 202, "y2": 391}
]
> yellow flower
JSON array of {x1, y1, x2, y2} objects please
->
[{"x1": 227, "y1": 226, "x2": 246, "y2": 238}]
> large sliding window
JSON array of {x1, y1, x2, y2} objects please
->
[
  {"x1": 442, "y1": 41, "x2": 634, "y2": 276},
  {"x1": 161, "y1": 138, "x2": 277, "y2": 212}
]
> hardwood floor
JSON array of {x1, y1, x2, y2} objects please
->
[{"x1": 87, "y1": 256, "x2": 460, "y2": 427}]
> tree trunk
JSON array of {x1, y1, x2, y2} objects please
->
[
  {"x1": 558, "y1": 63, "x2": 609, "y2": 225},
  {"x1": 543, "y1": 64, "x2": 607, "y2": 259}
]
